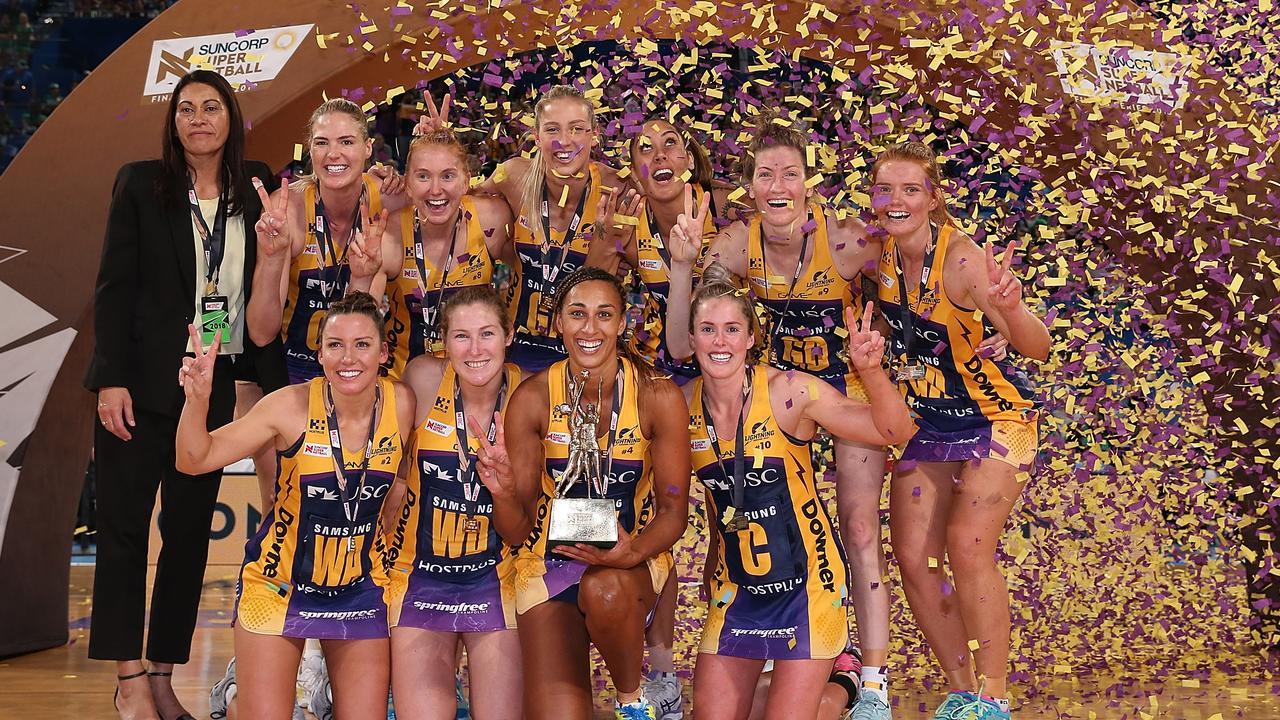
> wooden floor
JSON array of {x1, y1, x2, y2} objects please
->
[{"x1": 2, "y1": 564, "x2": 1277, "y2": 719}]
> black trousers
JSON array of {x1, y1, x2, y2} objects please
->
[{"x1": 88, "y1": 401, "x2": 229, "y2": 664}]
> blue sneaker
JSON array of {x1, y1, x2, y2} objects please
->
[
  {"x1": 931, "y1": 691, "x2": 978, "y2": 719},
  {"x1": 615, "y1": 696, "x2": 658, "y2": 720},
  {"x1": 940, "y1": 692, "x2": 1010, "y2": 720},
  {"x1": 847, "y1": 692, "x2": 891, "y2": 719},
  {"x1": 455, "y1": 672, "x2": 470, "y2": 719}
]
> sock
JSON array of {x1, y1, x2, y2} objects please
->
[
  {"x1": 860, "y1": 665, "x2": 889, "y2": 704},
  {"x1": 983, "y1": 696, "x2": 1010, "y2": 713},
  {"x1": 302, "y1": 638, "x2": 323, "y2": 660},
  {"x1": 646, "y1": 644, "x2": 675, "y2": 675}
]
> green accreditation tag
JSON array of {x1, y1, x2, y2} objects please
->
[{"x1": 200, "y1": 294, "x2": 230, "y2": 349}]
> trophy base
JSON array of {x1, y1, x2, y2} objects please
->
[{"x1": 547, "y1": 497, "x2": 618, "y2": 553}]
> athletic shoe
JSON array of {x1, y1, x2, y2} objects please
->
[
  {"x1": 847, "y1": 692, "x2": 891, "y2": 720},
  {"x1": 615, "y1": 696, "x2": 659, "y2": 720},
  {"x1": 455, "y1": 672, "x2": 470, "y2": 719},
  {"x1": 931, "y1": 691, "x2": 980, "y2": 719},
  {"x1": 642, "y1": 673, "x2": 683, "y2": 720},
  {"x1": 308, "y1": 679, "x2": 334, "y2": 720},
  {"x1": 296, "y1": 651, "x2": 329, "y2": 711},
  {"x1": 209, "y1": 657, "x2": 236, "y2": 720},
  {"x1": 945, "y1": 695, "x2": 1010, "y2": 720}
]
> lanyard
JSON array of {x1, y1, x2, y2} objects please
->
[
  {"x1": 453, "y1": 371, "x2": 508, "y2": 513},
  {"x1": 415, "y1": 208, "x2": 463, "y2": 342},
  {"x1": 324, "y1": 381, "x2": 381, "y2": 530},
  {"x1": 539, "y1": 173, "x2": 592, "y2": 287},
  {"x1": 758, "y1": 208, "x2": 812, "y2": 359},
  {"x1": 892, "y1": 223, "x2": 940, "y2": 363},
  {"x1": 187, "y1": 176, "x2": 228, "y2": 294},
  {"x1": 702, "y1": 369, "x2": 753, "y2": 517},
  {"x1": 644, "y1": 201, "x2": 673, "y2": 271},
  {"x1": 312, "y1": 188, "x2": 364, "y2": 301}
]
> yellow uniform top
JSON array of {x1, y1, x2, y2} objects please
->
[
  {"x1": 237, "y1": 376, "x2": 401, "y2": 638},
  {"x1": 629, "y1": 187, "x2": 714, "y2": 377},
  {"x1": 689, "y1": 368, "x2": 848, "y2": 659},
  {"x1": 876, "y1": 224, "x2": 1036, "y2": 431},
  {"x1": 512, "y1": 357, "x2": 672, "y2": 613},
  {"x1": 281, "y1": 176, "x2": 383, "y2": 384},
  {"x1": 746, "y1": 204, "x2": 865, "y2": 397},
  {"x1": 508, "y1": 164, "x2": 603, "y2": 357},
  {"x1": 384, "y1": 196, "x2": 495, "y2": 377}
]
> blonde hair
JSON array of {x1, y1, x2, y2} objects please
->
[
  {"x1": 406, "y1": 128, "x2": 469, "y2": 171},
  {"x1": 870, "y1": 141, "x2": 954, "y2": 225},
  {"x1": 690, "y1": 262, "x2": 763, "y2": 365},
  {"x1": 306, "y1": 98, "x2": 369, "y2": 145},
  {"x1": 518, "y1": 86, "x2": 597, "y2": 236},
  {"x1": 741, "y1": 108, "x2": 812, "y2": 182}
]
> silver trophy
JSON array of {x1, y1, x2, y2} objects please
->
[{"x1": 547, "y1": 370, "x2": 619, "y2": 552}]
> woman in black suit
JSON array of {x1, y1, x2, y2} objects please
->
[{"x1": 84, "y1": 69, "x2": 276, "y2": 720}]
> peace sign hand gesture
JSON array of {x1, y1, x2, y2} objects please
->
[
  {"x1": 844, "y1": 302, "x2": 886, "y2": 373},
  {"x1": 179, "y1": 323, "x2": 221, "y2": 402},
  {"x1": 349, "y1": 201, "x2": 389, "y2": 283},
  {"x1": 413, "y1": 93, "x2": 453, "y2": 136},
  {"x1": 468, "y1": 412, "x2": 516, "y2": 500},
  {"x1": 253, "y1": 177, "x2": 290, "y2": 257},
  {"x1": 594, "y1": 187, "x2": 641, "y2": 255},
  {"x1": 986, "y1": 239, "x2": 1023, "y2": 312},
  {"x1": 667, "y1": 184, "x2": 712, "y2": 267}
]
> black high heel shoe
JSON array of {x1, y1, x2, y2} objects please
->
[
  {"x1": 113, "y1": 668, "x2": 149, "y2": 712},
  {"x1": 146, "y1": 671, "x2": 197, "y2": 720}
]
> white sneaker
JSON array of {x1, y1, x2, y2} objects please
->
[
  {"x1": 209, "y1": 657, "x2": 236, "y2": 719},
  {"x1": 296, "y1": 651, "x2": 328, "y2": 711},
  {"x1": 641, "y1": 673, "x2": 683, "y2": 720}
]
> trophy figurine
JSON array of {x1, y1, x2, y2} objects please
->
[{"x1": 547, "y1": 369, "x2": 619, "y2": 552}]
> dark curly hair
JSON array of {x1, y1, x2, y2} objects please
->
[{"x1": 551, "y1": 265, "x2": 660, "y2": 384}]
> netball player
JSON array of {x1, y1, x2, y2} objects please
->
[
  {"x1": 246, "y1": 98, "x2": 406, "y2": 386},
  {"x1": 664, "y1": 111, "x2": 899, "y2": 719},
  {"x1": 680, "y1": 262, "x2": 913, "y2": 720},
  {"x1": 487, "y1": 266, "x2": 691, "y2": 719},
  {"x1": 176, "y1": 292, "x2": 415, "y2": 718},
  {"x1": 872, "y1": 141, "x2": 1048, "y2": 720},
  {"x1": 473, "y1": 86, "x2": 624, "y2": 372},
  {"x1": 384, "y1": 286, "x2": 523, "y2": 718},
  {"x1": 375, "y1": 114, "x2": 514, "y2": 377}
]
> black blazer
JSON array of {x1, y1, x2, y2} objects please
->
[{"x1": 84, "y1": 159, "x2": 276, "y2": 419}]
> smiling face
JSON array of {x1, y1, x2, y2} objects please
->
[
  {"x1": 749, "y1": 145, "x2": 811, "y2": 228},
  {"x1": 319, "y1": 313, "x2": 388, "y2": 394},
  {"x1": 408, "y1": 143, "x2": 467, "y2": 225},
  {"x1": 554, "y1": 280, "x2": 625, "y2": 371},
  {"x1": 174, "y1": 82, "x2": 230, "y2": 159},
  {"x1": 691, "y1": 296, "x2": 755, "y2": 380},
  {"x1": 443, "y1": 301, "x2": 511, "y2": 388},
  {"x1": 630, "y1": 119, "x2": 691, "y2": 203},
  {"x1": 871, "y1": 159, "x2": 938, "y2": 238},
  {"x1": 535, "y1": 98, "x2": 596, "y2": 179},
  {"x1": 309, "y1": 111, "x2": 373, "y2": 192}
]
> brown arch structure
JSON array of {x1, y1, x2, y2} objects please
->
[{"x1": 0, "y1": 0, "x2": 1275, "y2": 656}]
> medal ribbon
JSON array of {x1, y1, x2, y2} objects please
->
[
  {"x1": 892, "y1": 223, "x2": 940, "y2": 370},
  {"x1": 757, "y1": 208, "x2": 812, "y2": 362},
  {"x1": 702, "y1": 368, "x2": 753, "y2": 521},
  {"x1": 415, "y1": 207, "x2": 464, "y2": 344},
  {"x1": 453, "y1": 371, "x2": 508, "y2": 522},
  {"x1": 538, "y1": 173, "x2": 592, "y2": 288},
  {"x1": 324, "y1": 382, "x2": 382, "y2": 530},
  {"x1": 311, "y1": 187, "x2": 365, "y2": 301}
]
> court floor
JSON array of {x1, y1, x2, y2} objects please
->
[{"x1": 1, "y1": 565, "x2": 1276, "y2": 719}]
